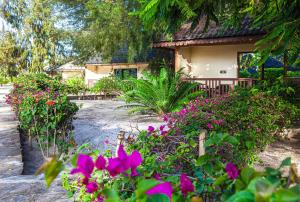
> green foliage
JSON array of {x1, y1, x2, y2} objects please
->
[
  {"x1": 137, "y1": 0, "x2": 300, "y2": 65},
  {"x1": 65, "y1": 77, "x2": 87, "y2": 95},
  {"x1": 36, "y1": 156, "x2": 64, "y2": 187},
  {"x1": 54, "y1": 0, "x2": 156, "y2": 62},
  {"x1": 90, "y1": 76, "x2": 127, "y2": 95},
  {"x1": 6, "y1": 73, "x2": 78, "y2": 158},
  {"x1": 121, "y1": 68, "x2": 203, "y2": 114},
  {"x1": 0, "y1": 32, "x2": 26, "y2": 77},
  {"x1": 2, "y1": 0, "x2": 72, "y2": 72},
  {"x1": 0, "y1": 75, "x2": 10, "y2": 85},
  {"x1": 225, "y1": 158, "x2": 300, "y2": 202}
]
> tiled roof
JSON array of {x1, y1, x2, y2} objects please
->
[{"x1": 169, "y1": 17, "x2": 265, "y2": 42}]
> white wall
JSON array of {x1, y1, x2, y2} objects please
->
[
  {"x1": 179, "y1": 44, "x2": 255, "y2": 78},
  {"x1": 85, "y1": 69, "x2": 111, "y2": 87}
]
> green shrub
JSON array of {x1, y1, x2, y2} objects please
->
[
  {"x1": 0, "y1": 75, "x2": 10, "y2": 85},
  {"x1": 6, "y1": 73, "x2": 78, "y2": 158},
  {"x1": 121, "y1": 68, "x2": 203, "y2": 115},
  {"x1": 90, "y1": 76, "x2": 123, "y2": 95},
  {"x1": 65, "y1": 77, "x2": 87, "y2": 95}
]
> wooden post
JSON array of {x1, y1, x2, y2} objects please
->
[
  {"x1": 116, "y1": 130, "x2": 125, "y2": 156},
  {"x1": 174, "y1": 47, "x2": 180, "y2": 72},
  {"x1": 283, "y1": 52, "x2": 288, "y2": 78},
  {"x1": 199, "y1": 129, "x2": 207, "y2": 156}
]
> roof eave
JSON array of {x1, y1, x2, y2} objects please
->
[{"x1": 153, "y1": 35, "x2": 265, "y2": 48}]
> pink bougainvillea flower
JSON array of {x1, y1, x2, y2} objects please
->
[
  {"x1": 96, "y1": 195, "x2": 104, "y2": 202},
  {"x1": 146, "y1": 182, "x2": 173, "y2": 202},
  {"x1": 225, "y1": 163, "x2": 239, "y2": 180},
  {"x1": 212, "y1": 119, "x2": 223, "y2": 126},
  {"x1": 106, "y1": 145, "x2": 143, "y2": 177},
  {"x1": 129, "y1": 150, "x2": 142, "y2": 176},
  {"x1": 152, "y1": 173, "x2": 161, "y2": 180},
  {"x1": 86, "y1": 181, "x2": 98, "y2": 193},
  {"x1": 106, "y1": 157, "x2": 124, "y2": 177},
  {"x1": 161, "y1": 130, "x2": 168, "y2": 136},
  {"x1": 71, "y1": 154, "x2": 94, "y2": 179},
  {"x1": 163, "y1": 115, "x2": 169, "y2": 122},
  {"x1": 159, "y1": 125, "x2": 165, "y2": 131},
  {"x1": 179, "y1": 108, "x2": 187, "y2": 116},
  {"x1": 148, "y1": 126, "x2": 155, "y2": 134},
  {"x1": 180, "y1": 173, "x2": 194, "y2": 195},
  {"x1": 95, "y1": 155, "x2": 106, "y2": 170},
  {"x1": 207, "y1": 123, "x2": 213, "y2": 129}
]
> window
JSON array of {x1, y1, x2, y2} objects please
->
[{"x1": 114, "y1": 68, "x2": 137, "y2": 80}]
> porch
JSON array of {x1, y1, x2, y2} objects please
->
[{"x1": 184, "y1": 77, "x2": 254, "y2": 97}]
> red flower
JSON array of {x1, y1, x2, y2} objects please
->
[{"x1": 46, "y1": 100, "x2": 55, "y2": 106}]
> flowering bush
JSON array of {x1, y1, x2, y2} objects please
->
[
  {"x1": 63, "y1": 145, "x2": 199, "y2": 202},
  {"x1": 59, "y1": 145, "x2": 299, "y2": 202},
  {"x1": 6, "y1": 73, "x2": 78, "y2": 158},
  {"x1": 162, "y1": 88, "x2": 299, "y2": 164}
]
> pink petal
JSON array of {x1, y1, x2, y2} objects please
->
[
  {"x1": 146, "y1": 182, "x2": 173, "y2": 202},
  {"x1": 86, "y1": 181, "x2": 98, "y2": 193},
  {"x1": 106, "y1": 158, "x2": 124, "y2": 177},
  {"x1": 95, "y1": 155, "x2": 106, "y2": 170},
  {"x1": 77, "y1": 154, "x2": 94, "y2": 177},
  {"x1": 180, "y1": 173, "x2": 194, "y2": 195},
  {"x1": 129, "y1": 150, "x2": 142, "y2": 168},
  {"x1": 117, "y1": 145, "x2": 128, "y2": 160}
]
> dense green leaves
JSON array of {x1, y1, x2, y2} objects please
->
[
  {"x1": 137, "y1": 0, "x2": 300, "y2": 65},
  {"x1": 121, "y1": 68, "x2": 202, "y2": 114}
]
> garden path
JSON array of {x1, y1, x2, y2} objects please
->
[
  {"x1": 256, "y1": 121, "x2": 300, "y2": 173},
  {"x1": 0, "y1": 85, "x2": 70, "y2": 202},
  {"x1": 72, "y1": 100, "x2": 162, "y2": 153}
]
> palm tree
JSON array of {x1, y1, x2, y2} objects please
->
[{"x1": 121, "y1": 68, "x2": 203, "y2": 115}]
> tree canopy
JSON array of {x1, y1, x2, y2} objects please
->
[
  {"x1": 137, "y1": 0, "x2": 300, "y2": 65},
  {"x1": 1, "y1": 0, "x2": 72, "y2": 73}
]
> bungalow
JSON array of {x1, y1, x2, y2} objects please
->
[
  {"x1": 84, "y1": 49, "x2": 173, "y2": 87},
  {"x1": 85, "y1": 55, "x2": 148, "y2": 87},
  {"x1": 153, "y1": 17, "x2": 266, "y2": 96},
  {"x1": 56, "y1": 62, "x2": 85, "y2": 80}
]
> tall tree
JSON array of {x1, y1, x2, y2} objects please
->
[
  {"x1": 137, "y1": 0, "x2": 300, "y2": 65},
  {"x1": 0, "y1": 32, "x2": 25, "y2": 78},
  {"x1": 55, "y1": 0, "x2": 162, "y2": 62},
  {"x1": 2, "y1": 0, "x2": 72, "y2": 72}
]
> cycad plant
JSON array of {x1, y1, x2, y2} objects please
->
[{"x1": 121, "y1": 68, "x2": 203, "y2": 115}]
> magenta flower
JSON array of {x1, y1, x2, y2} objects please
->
[
  {"x1": 212, "y1": 119, "x2": 223, "y2": 126},
  {"x1": 180, "y1": 173, "x2": 194, "y2": 195},
  {"x1": 152, "y1": 173, "x2": 161, "y2": 180},
  {"x1": 161, "y1": 130, "x2": 168, "y2": 136},
  {"x1": 225, "y1": 163, "x2": 239, "y2": 180},
  {"x1": 95, "y1": 155, "x2": 106, "y2": 170},
  {"x1": 106, "y1": 158, "x2": 124, "y2": 177},
  {"x1": 207, "y1": 123, "x2": 213, "y2": 129},
  {"x1": 159, "y1": 125, "x2": 165, "y2": 131},
  {"x1": 86, "y1": 181, "x2": 98, "y2": 193},
  {"x1": 146, "y1": 182, "x2": 173, "y2": 201},
  {"x1": 71, "y1": 154, "x2": 94, "y2": 179},
  {"x1": 179, "y1": 108, "x2": 187, "y2": 116},
  {"x1": 128, "y1": 150, "x2": 142, "y2": 176},
  {"x1": 148, "y1": 126, "x2": 155, "y2": 134},
  {"x1": 106, "y1": 145, "x2": 142, "y2": 177},
  {"x1": 97, "y1": 195, "x2": 104, "y2": 202}
]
